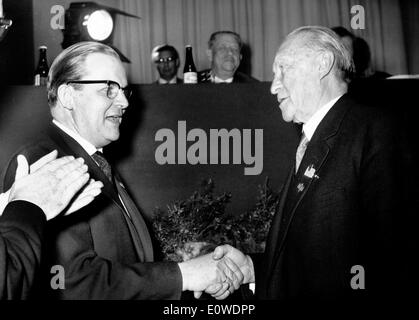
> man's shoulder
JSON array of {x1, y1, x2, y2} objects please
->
[
  {"x1": 334, "y1": 94, "x2": 398, "y2": 142},
  {"x1": 341, "y1": 94, "x2": 394, "y2": 126},
  {"x1": 1, "y1": 133, "x2": 56, "y2": 190},
  {"x1": 9, "y1": 134, "x2": 57, "y2": 165}
]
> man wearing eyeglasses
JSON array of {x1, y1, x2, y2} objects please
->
[
  {"x1": 151, "y1": 44, "x2": 182, "y2": 84},
  {"x1": 2, "y1": 41, "x2": 244, "y2": 300}
]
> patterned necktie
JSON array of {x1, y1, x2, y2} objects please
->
[
  {"x1": 91, "y1": 151, "x2": 113, "y2": 182},
  {"x1": 295, "y1": 131, "x2": 309, "y2": 173}
]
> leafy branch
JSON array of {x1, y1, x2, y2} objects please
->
[{"x1": 152, "y1": 178, "x2": 279, "y2": 261}]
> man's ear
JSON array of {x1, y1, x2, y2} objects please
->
[
  {"x1": 57, "y1": 84, "x2": 75, "y2": 111},
  {"x1": 318, "y1": 51, "x2": 334, "y2": 80},
  {"x1": 206, "y1": 49, "x2": 213, "y2": 63},
  {"x1": 176, "y1": 58, "x2": 180, "y2": 68}
]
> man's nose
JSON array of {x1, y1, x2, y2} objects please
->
[
  {"x1": 115, "y1": 90, "x2": 129, "y2": 108},
  {"x1": 270, "y1": 77, "x2": 281, "y2": 95}
]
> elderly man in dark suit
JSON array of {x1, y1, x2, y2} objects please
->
[
  {"x1": 212, "y1": 25, "x2": 403, "y2": 300},
  {"x1": 198, "y1": 31, "x2": 258, "y2": 83},
  {"x1": 3, "y1": 41, "x2": 242, "y2": 300}
]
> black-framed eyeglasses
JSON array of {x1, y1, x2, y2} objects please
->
[
  {"x1": 155, "y1": 56, "x2": 176, "y2": 64},
  {"x1": 66, "y1": 80, "x2": 132, "y2": 100}
]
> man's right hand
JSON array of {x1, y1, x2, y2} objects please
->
[
  {"x1": 7, "y1": 150, "x2": 103, "y2": 220},
  {"x1": 212, "y1": 245, "x2": 255, "y2": 284},
  {"x1": 178, "y1": 250, "x2": 245, "y2": 300}
]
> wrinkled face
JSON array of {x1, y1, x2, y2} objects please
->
[
  {"x1": 70, "y1": 53, "x2": 129, "y2": 148},
  {"x1": 209, "y1": 34, "x2": 242, "y2": 78},
  {"x1": 156, "y1": 50, "x2": 179, "y2": 81},
  {"x1": 270, "y1": 38, "x2": 322, "y2": 123}
]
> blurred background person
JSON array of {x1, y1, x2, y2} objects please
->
[
  {"x1": 151, "y1": 44, "x2": 182, "y2": 84},
  {"x1": 199, "y1": 31, "x2": 258, "y2": 83},
  {"x1": 332, "y1": 26, "x2": 391, "y2": 79}
]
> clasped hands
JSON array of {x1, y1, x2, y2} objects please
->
[{"x1": 178, "y1": 244, "x2": 255, "y2": 300}]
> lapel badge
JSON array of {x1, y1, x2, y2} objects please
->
[
  {"x1": 297, "y1": 183, "x2": 305, "y2": 192},
  {"x1": 304, "y1": 165, "x2": 318, "y2": 179}
]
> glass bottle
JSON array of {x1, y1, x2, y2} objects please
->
[
  {"x1": 34, "y1": 46, "x2": 49, "y2": 86},
  {"x1": 183, "y1": 45, "x2": 197, "y2": 84}
]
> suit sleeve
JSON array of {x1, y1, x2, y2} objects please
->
[
  {"x1": 0, "y1": 201, "x2": 46, "y2": 300},
  {"x1": 50, "y1": 218, "x2": 182, "y2": 300},
  {"x1": 359, "y1": 112, "x2": 407, "y2": 293}
]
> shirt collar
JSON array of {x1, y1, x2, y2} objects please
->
[
  {"x1": 210, "y1": 71, "x2": 233, "y2": 84},
  {"x1": 213, "y1": 75, "x2": 233, "y2": 83},
  {"x1": 52, "y1": 119, "x2": 102, "y2": 155},
  {"x1": 158, "y1": 76, "x2": 177, "y2": 84},
  {"x1": 303, "y1": 95, "x2": 342, "y2": 141}
]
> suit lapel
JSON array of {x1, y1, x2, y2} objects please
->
[
  {"x1": 114, "y1": 173, "x2": 154, "y2": 262},
  {"x1": 264, "y1": 167, "x2": 294, "y2": 273},
  {"x1": 269, "y1": 95, "x2": 352, "y2": 268},
  {"x1": 48, "y1": 123, "x2": 155, "y2": 261},
  {"x1": 48, "y1": 123, "x2": 124, "y2": 210}
]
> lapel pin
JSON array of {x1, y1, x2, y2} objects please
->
[
  {"x1": 304, "y1": 165, "x2": 317, "y2": 179},
  {"x1": 297, "y1": 183, "x2": 305, "y2": 192}
]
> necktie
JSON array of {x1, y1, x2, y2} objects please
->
[
  {"x1": 91, "y1": 151, "x2": 113, "y2": 182},
  {"x1": 295, "y1": 131, "x2": 309, "y2": 173}
]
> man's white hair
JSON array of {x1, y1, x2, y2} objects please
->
[{"x1": 285, "y1": 25, "x2": 354, "y2": 82}]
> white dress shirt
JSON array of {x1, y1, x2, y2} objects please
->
[
  {"x1": 213, "y1": 75, "x2": 233, "y2": 84},
  {"x1": 158, "y1": 76, "x2": 178, "y2": 84},
  {"x1": 302, "y1": 95, "x2": 343, "y2": 140},
  {"x1": 52, "y1": 119, "x2": 100, "y2": 155},
  {"x1": 52, "y1": 120, "x2": 132, "y2": 217}
]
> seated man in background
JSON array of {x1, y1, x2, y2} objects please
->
[
  {"x1": 2, "y1": 41, "x2": 243, "y2": 300},
  {"x1": 151, "y1": 44, "x2": 182, "y2": 84},
  {"x1": 1, "y1": 150, "x2": 103, "y2": 299},
  {"x1": 199, "y1": 31, "x2": 258, "y2": 83}
]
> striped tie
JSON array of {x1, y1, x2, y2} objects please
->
[
  {"x1": 91, "y1": 151, "x2": 113, "y2": 182},
  {"x1": 295, "y1": 132, "x2": 309, "y2": 173}
]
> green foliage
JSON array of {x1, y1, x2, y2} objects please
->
[{"x1": 152, "y1": 178, "x2": 279, "y2": 261}]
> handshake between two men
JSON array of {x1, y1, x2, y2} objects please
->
[
  {"x1": 178, "y1": 244, "x2": 255, "y2": 300},
  {"x1": 0, "y1": 148, "x2": 253, "y2": 300}
]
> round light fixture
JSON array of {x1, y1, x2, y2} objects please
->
[{"x1": 85, "y1": 9, "x2": 113, "y2": 41}]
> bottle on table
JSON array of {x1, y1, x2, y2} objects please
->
[
  {"x1": 34, "y1": 45, "x2": 49, "y2": 86},
  {"x1": 183, "y1": 45, "x2": 197, "y2": 84}
]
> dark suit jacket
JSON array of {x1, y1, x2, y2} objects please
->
[
  {"x1": 255, "y1": 94, "x2": 404, "y2": 300},
  {"x1": 0, "y1": 201, "x2": 46, "y2": 300},
  {"x1": 198, "y1": 69, "x2": 259, "y2": 83},
  {"x1": 2, "y1": 122, "x2": 182, "y2": 300}
]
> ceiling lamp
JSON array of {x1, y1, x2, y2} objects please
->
[{"x1": 62, "y1": 2, "x2": 140, "y2": 63}]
